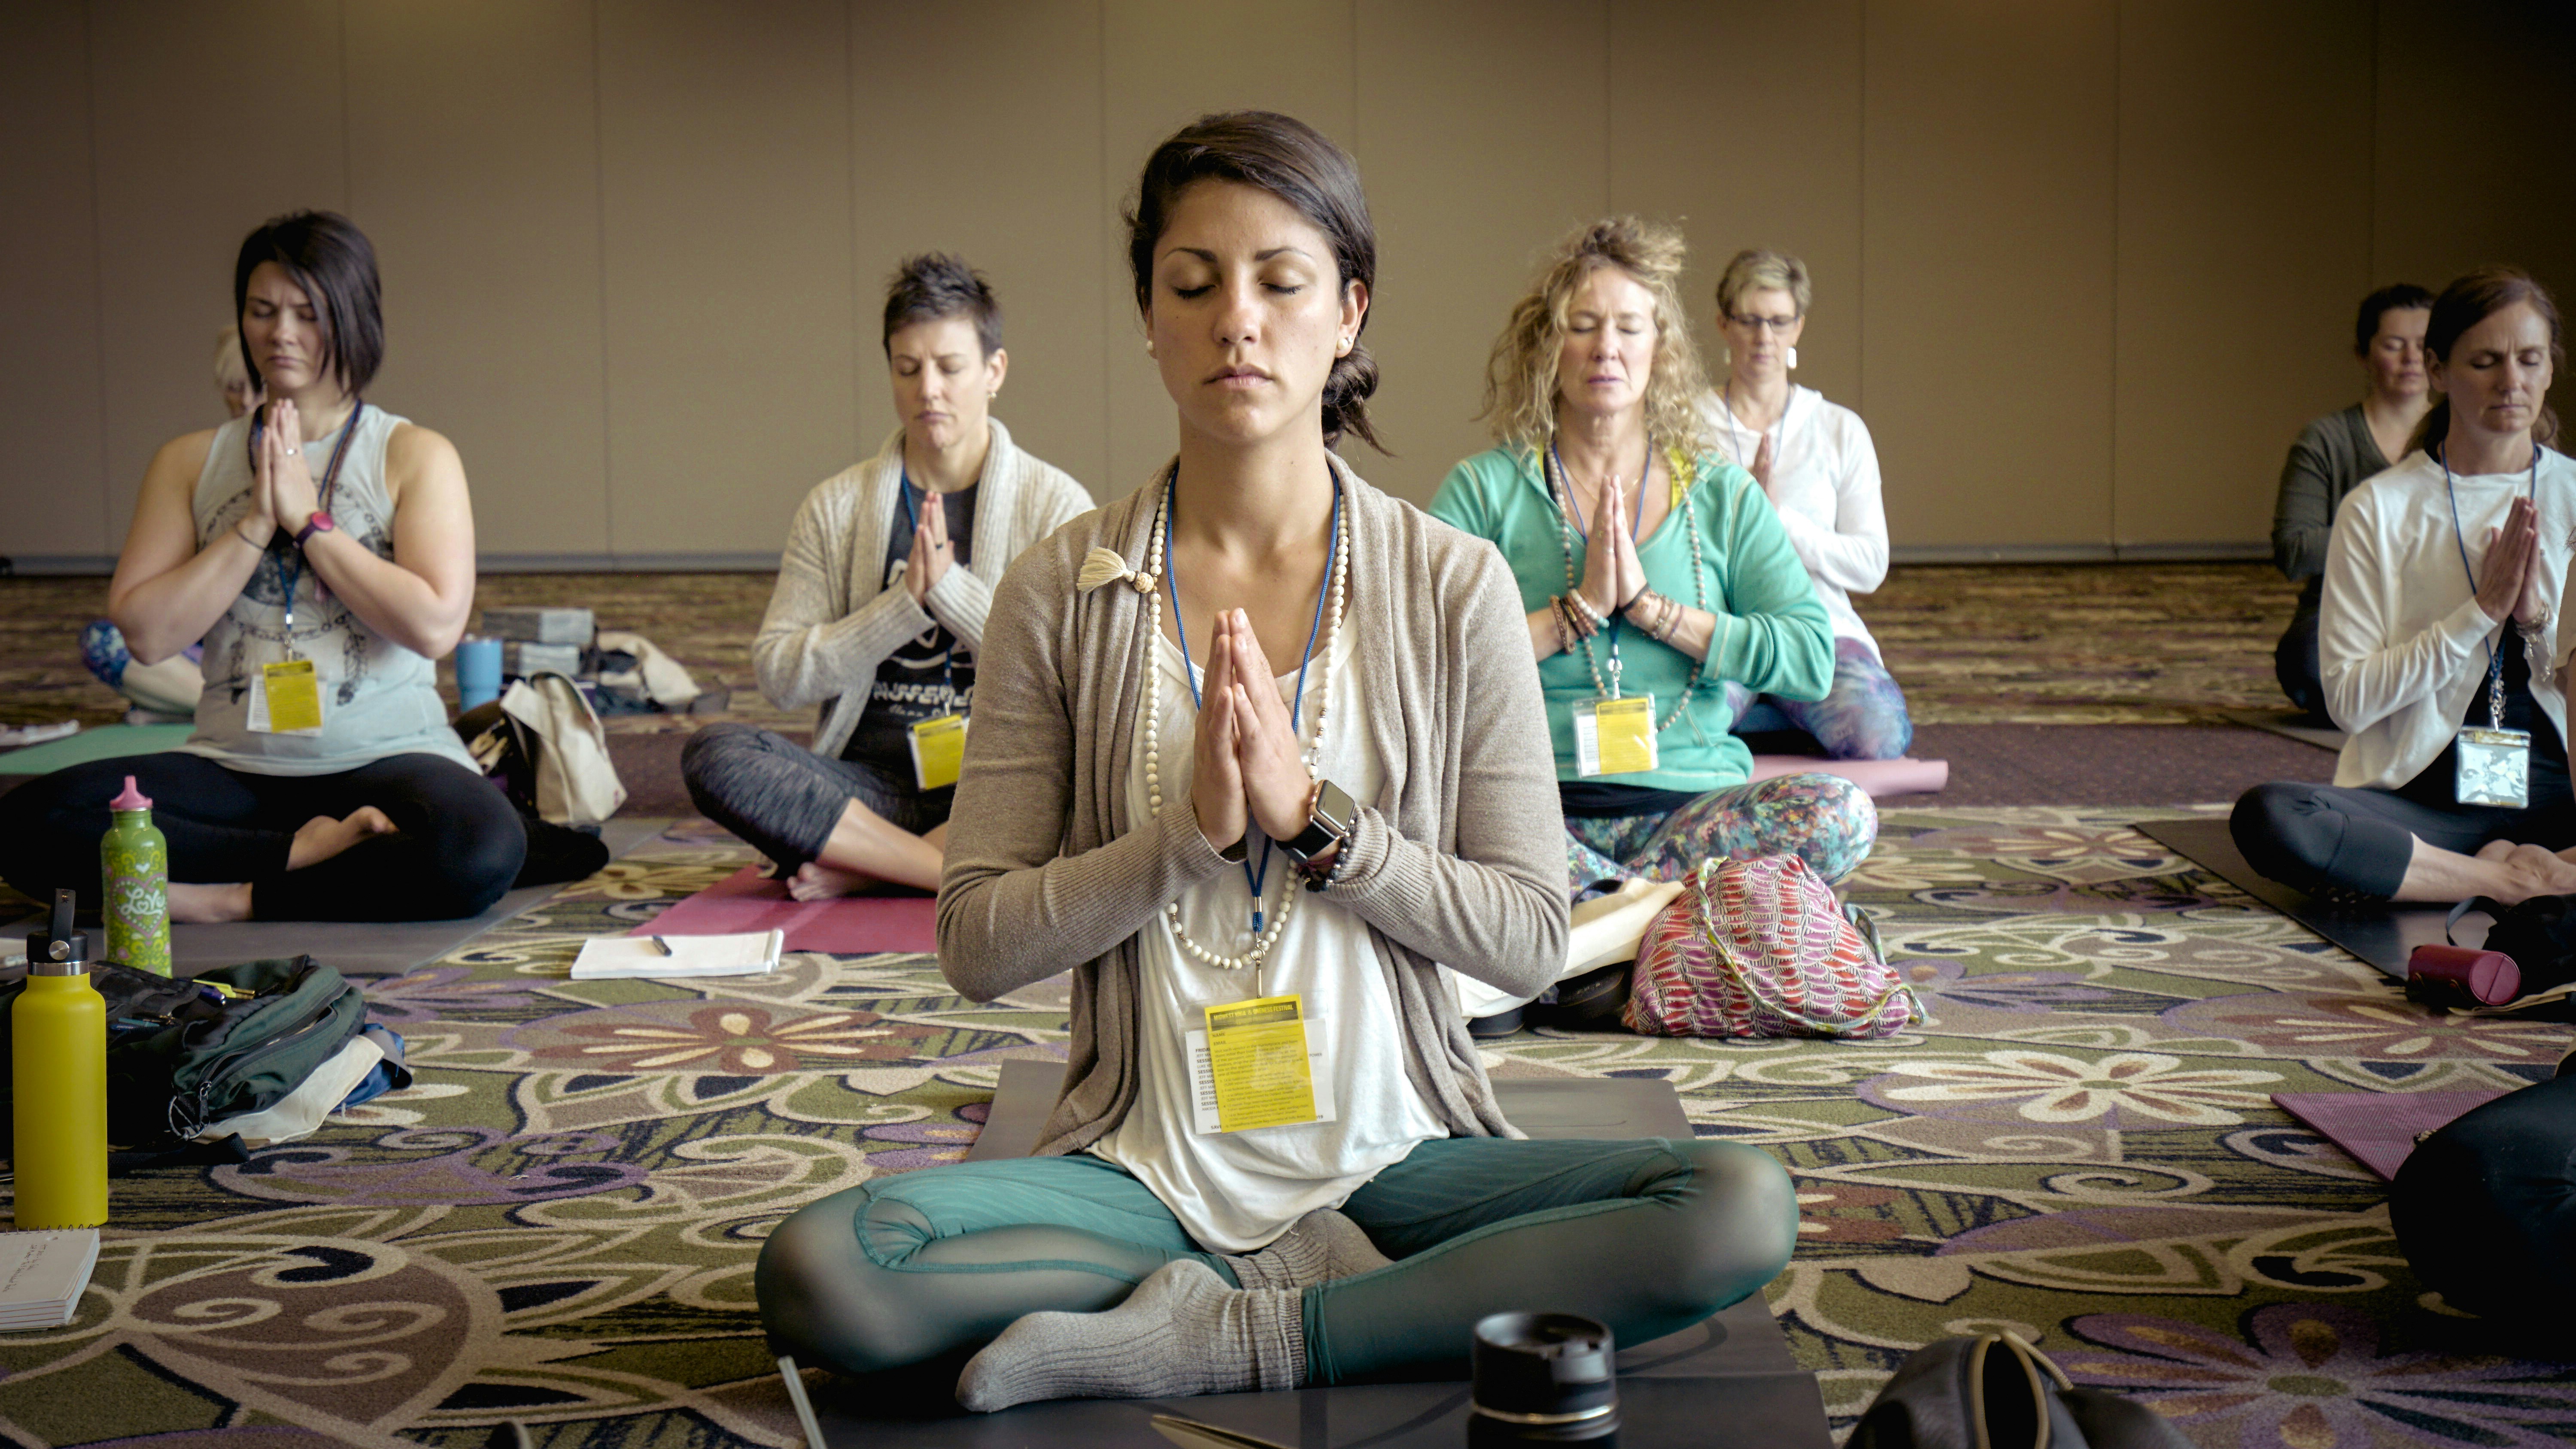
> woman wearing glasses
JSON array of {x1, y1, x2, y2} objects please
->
[
  {"x1": 1429, "y1": 220, "x2": 1872, "y2": 945},
  {"x1": 1698, "y1": 250, "x2": 1911, "y2": 761}
]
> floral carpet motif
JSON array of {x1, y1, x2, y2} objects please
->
[{"x1": 8, "y1": 807, "x2": 2573, "y2": 1447}]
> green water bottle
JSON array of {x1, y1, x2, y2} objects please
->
[
  {"x1": 101, "y1": 774, "x2": 170, "y2": 976},
  {"x1": 16, "y1": 890, "x2": 108, "y2": 1230}
]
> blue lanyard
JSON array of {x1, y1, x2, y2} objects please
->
[
  {"x1": 2442, "y1": 443, "x2": 2542, "y2": 729},
  {"x1": 1550, "y1": 441, "x2": 1650, "y2": 691},
  {"x1": 248, "y1": 401, "x2": 364, "y2": 642},
  {"x1": 898, "y1": 463, "x2": 963, "y2": 704},
  {"x1": 1162, "y1": 468, "x2": 1343, "y2": 934}
]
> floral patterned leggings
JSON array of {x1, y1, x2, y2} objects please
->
[
  {"x1": 1565, "y1": 772, "x2": 1878, "y2": 894},
  {"x1": 1724, "y1": 637, "x2": 1914, "y2": 761}
]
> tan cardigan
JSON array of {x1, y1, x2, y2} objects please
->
[
  {"x1": 751, "y1": 419, "x2": 1094, "y2": 760},
  {"x1": 939, "y1": 458, "x2": 1571, "y2": 1158}
]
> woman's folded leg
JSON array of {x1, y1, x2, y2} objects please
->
[
  {"x1": 0, "y1": 754, "x2": 279, "y2": 909},
  {"x1": 250, "y1": 753, "x2": 527, "y2": 920},
  {"x1": 1570, "y1": 773, "x2": 1877, "y2": 885}
]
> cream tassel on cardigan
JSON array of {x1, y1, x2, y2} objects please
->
[{"x1": 1078, "y1": 547, "x2": 1154, "y2": 594}]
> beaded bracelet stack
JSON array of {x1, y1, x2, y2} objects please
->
[{"x1": 1629, "y1": 588, "x2": 1682, "y2": 644}]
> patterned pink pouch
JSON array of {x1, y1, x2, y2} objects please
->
[{"x1": 1623, "y1": 855, "x2": 1921, "y2": 1040}]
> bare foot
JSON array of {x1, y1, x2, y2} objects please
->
[
  {"x1": 2476, "y1": 840, "x2": 2576, "y2": 905},
  {"x1": 169, "y1": 882, "x2": 253, "y2": 923},
  {"x1": 787, "y1": 861, "x2": 875, "y2": 901},
  {"x1": 287, "y1": 807, "x2": 396, "y2": 871}
]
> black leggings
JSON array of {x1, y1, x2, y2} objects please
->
[
  {"x1": 2230, "y1": 754, "x2": 2576, "y2": 899},
  {"x1": 680, "y1": 722, "x2": 948, "y2": 873},
  {"x1": 0, "y1": 752, "x2": 525, "y2": 921},
  {"x1": 2391, "y1": 1075, "x2": 2576, "y2": 1322}
]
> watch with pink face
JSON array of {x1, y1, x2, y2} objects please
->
[{"x1": 294, "y1": 511, "x2": 337, "y2": 546}]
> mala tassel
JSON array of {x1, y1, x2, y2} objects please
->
[{"x1": 1078, "y1": 547, "x2": 1154, "y2": 594}]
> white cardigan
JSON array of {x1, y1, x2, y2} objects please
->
[
  {"x1": 752, "y1": 419, "x2": 1094, "y2": 761},
  {"x1": 1697, "y1": 385, "x2": 1889, "y2": 648},
  {"x1": 2322, "y1": 447, "x2": 2573, "y2": 791}
]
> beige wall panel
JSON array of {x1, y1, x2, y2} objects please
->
[
  {"x1": 1356, "y1": 0, "x2": 1607, "y2": 503},
  {"x1": 89, "y1": 0, "x2": 346, "y2": 536},
  {"x1": 1100, "y1": 0, "x2": 1357, "y2": 497},
  {"x1": 347, "y1": 0, "x2": 609, "y2": 560},
  {"x1": 2114, "y1": 1, "x2": 2372, "y2": 547},
  {"x1": 598, "y1": 0, "x2": 856, "y2": 557},
  {"x1": 1608, "y1": 0, "x2": 1863, "y2": 420},
  {"x1": 2372, "y1": 2, "x2": 2576, "y2": 309},
  {"x1": 848, "y1": 1, "x2": 1106, "y2": 497},
  {"x1": 1862, "y1": 1, "x2": 2116, "y2": 548},
  {"x1": 0, "y1": 4, "x2": 109, "y2": 558}
]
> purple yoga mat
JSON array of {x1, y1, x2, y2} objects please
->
[
  {"x1": 2272, "y1": 1090, "x2": 2508, "y2": 1180},
  {"x1": 632, "y1": 866, "x2": 937, "y2": 955}
]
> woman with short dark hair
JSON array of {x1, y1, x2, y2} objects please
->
[
  {"x1": 0, "y1": 210, "x2": 523, "y2": 922},
  {"x1": 2233, "y1": 267, "x2": 2576, "y2": 903},
  {"x1": 682, "y1": 252, "x2": 1091, "y2": 896},
  {"x1": 753, "y1": 112, "x2": 1795, "y2": 1409},
  {"x1": 2269, "y1": 282, "x2": 2436, "y2": 718}
]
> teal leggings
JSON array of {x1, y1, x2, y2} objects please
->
[{"x1": 756, "y1": 1135, "x2": 1796, "y2": 1384}]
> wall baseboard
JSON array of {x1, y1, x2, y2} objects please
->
[
  {"x1": 476, "y1": 552, "x2": 781, "y2": 573},
  {"x1": 1889, "y1": 541, "x2": 2272, "y2": 565}
]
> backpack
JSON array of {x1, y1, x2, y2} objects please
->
[
  {"x1": 0, "y1": 955, "x2": 368, "y2": 1149},
  {"x1": 1624, "y1": 855, "x2": 1921, "y2": 1040},
  {"x1": 458, "y1": 670, "x2": 626, "y2": 829}
]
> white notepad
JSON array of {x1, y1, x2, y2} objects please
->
[
  {"x1": 571, "y1": 931, "x2": 784, "y2": 980},
  {"x1": 0, "y1": 1229, "x2": 99, "y2": 1331}
]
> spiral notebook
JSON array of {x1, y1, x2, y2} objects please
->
[{"x1": 0, "y1": 1229, "x2": 98, "y2": 1331}]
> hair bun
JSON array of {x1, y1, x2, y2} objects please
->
[{"x1": 1321, "y1": 343, "x2": 1382, "y2": 451}]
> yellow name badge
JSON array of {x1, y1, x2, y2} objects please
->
[
  {"x1": 1572, "y1": 695, "x2": 1657, "y2": 777},
  {"x1": 908, "y1": 713, "x2": 969, "y2": 791},
  {"x1": 250, "y1": 659, "x2": 325, "y2": 734},
  {"x1": 1197, "y1": 994, "x2": 1319, "y2": 1134}
]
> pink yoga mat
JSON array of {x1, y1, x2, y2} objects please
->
[
  {"x1": 633, "y1": 866, "x2": 937, "y2": 955},
  {"x1": 1750, "y1": 755, "x2": 1949, "y2": 798},
  {"x1": 2272, "y1": 1090, "x2": 2506, "y2": 1180}
]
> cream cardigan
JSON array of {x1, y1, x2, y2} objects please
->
[
  {"x1": 751, "y1": 419, "x2": 1093, "y2": 760},
  {"x1": 938, "y1": 459, "x2": 1570, "y2": 1158}
]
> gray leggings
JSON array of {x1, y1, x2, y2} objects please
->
[{"x1": 680, "y1": 723, "x2": 950, "y2": 873}]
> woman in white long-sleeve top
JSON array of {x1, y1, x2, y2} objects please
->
[
  {"x1": 2233, "y1": 267, "x2": 2576, "y2": 904},
  {"x1": 683, "y1": 255, "x2": 1091, "y2": 897},
  {"x1": 1699, "y1": 249, "x2": 1911, "y2": 760}
]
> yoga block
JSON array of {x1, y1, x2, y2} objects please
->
[
  {"x1": 481, "y1": 606, "x2": 595, "y2": 645},
  {"x1": 504, "y1": 641, "x2": 584, "y2": 679}
]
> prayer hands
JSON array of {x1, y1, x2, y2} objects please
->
[
  {"x1": 2475, "y1": 497, "x2": 2541, "y2": 624},
  {"x1": 1190, "y1": 609, "x2": 1317, "y2": 852},
  {"x1": 1750, "y1": 431, "x2": 1775, "y2": 491},
  {"x1": 263, "y1": 399, "x2": 322, "y2": 533},
  {"x1": 906, "y1": 491, "x2": 953, "y2": 606},
  {"x1": 1577, "y1": 475, "x2": 1646, "y2": 618}
]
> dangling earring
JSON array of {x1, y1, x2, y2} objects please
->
[
  {"x1": 1785, "y1": 346, "x2": 1798, "y2": 371},
  {"x1": 1720, "y1": 345, "x2": 1732, "y2": 367}
]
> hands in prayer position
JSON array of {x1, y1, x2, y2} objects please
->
[
  {"x1": 905, "y1": 488, "x2": 953, "y2": 606},
  {"x1": 2473, "y1": 495, "x2": 2546, "y2": 625},
  {"x1": 1576, "y1": 473, "x2": 1647, "y2": 620},
  {"x1": 1191, "y1": 609, "x2": 1318, "y2": 852},
  {"x1": 1748, "y1": 430, "x2": 1775, "y2": 492}
]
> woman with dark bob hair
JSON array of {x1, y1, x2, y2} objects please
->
[
  {"x1": 2232, "y1": 267, "x2": 2576, "y2": 904},
  {"x1": 682, "y1": 253, "x2": 1091, "y2": 897},
  {"x1": 755, "y1": 112, "x2": 1795, "y2": 1408},
  {"x1": 0, "y1": 211, "x2": 523, "y2": 922}
]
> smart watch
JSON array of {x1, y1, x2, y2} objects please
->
[
  {"x1": 294, "y1": 511, "x2": 337, "y2": 546},
  {"x1": 1279, "y1": 779, "x2": 1357, "y2": 870}
]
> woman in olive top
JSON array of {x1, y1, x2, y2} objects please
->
[
  {"x1": 1429, "y1": 217, "x2": 1874, "y2": 906},
  {"x1": 2271, "y1": 283, "x2": 2435, "y2": 718}
]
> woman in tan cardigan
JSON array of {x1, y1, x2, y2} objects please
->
[
  {"x1": 683, "y1": 254, "x2": 1091, "y2": 896},
  {"x1": 755, "y1": 112, "x2": 1797, "y2": 1409}
]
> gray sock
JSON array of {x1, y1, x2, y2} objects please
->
[
  {"x1": 956, "y1": 1259, "x2": 1303, "y2": 1412},
  {"x1": 1222, "y1": 1208, "x2": 1393, "y2": 1289}
]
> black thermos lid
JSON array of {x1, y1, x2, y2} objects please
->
[{"x1": 1470, "y1": 1312, "x2": 1619, "y2": 1425}]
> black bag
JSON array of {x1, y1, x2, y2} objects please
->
[
  {"x1": 455, "y1": 697, "x2": 612, "y2": 889},
  {"x1": 1848, "y1": 1332, "x2": 2189, "y2": 1449},
  {"x1": 0, "y1": 955, "x2": 368, "y2": 1149},
  {"x1": 2459, "y1": 894, "x2": 2576, "y2": 998}
]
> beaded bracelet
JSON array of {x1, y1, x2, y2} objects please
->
[{"x1": 1547, "y1": 596, "x2": 1576, "y2": 653}]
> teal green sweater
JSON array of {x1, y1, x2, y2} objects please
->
[{"x1": 1429, "y1": 445, "x2": 1832, "y2": 792}]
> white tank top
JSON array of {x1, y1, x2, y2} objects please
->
[{"x1": 179, "y1": 406, "x2": 477, "y2": 777}]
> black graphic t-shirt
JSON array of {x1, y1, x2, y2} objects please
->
[{"x1": 842, "y1": 480, "x2": 978, "y2": 777}]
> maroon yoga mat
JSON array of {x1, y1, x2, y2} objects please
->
[
  {"x1": 632, "y1": 866, "x2": 937, "y2": 955},
  {"x1": 2272, "y1": 1090, "x2": 2507, "y2": 1180}
]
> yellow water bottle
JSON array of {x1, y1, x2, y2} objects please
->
[{"x1": 15, "y1": 889, "x2": 107, "y2": 1230}]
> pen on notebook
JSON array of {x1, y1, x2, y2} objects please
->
[{"x1": 648, "y1": 936, "x2": 674, "y2": 956}]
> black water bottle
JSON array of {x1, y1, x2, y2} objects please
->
[{"x1": 1467, "y1": 1312, "x2": 1619, "y2": 1445}]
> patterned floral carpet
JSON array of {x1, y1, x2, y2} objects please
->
[
  {"x1": 12, "y1": 806, "x2": 2572, "y2": 1447},
  {"x1": 0, "y1": 562, "x2": 2302, "y2": 733}
]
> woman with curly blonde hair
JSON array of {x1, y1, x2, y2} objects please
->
[{"x1": 1430, "y1": 217, "x2": 1874, "y2": 1023}]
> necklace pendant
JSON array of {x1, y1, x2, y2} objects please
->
[{"x1": 1252, "y1": 906, "x2": 1264, "y2": 934}]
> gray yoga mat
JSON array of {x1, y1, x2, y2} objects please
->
[
  {"x1": 2221, "y1": 708, "x2": 2347, "y2": 753},
  {"x1": 2139, "y1": 815, "x2": 2448, "y2": 978},
  {"x1": 804, "y1": 1058, "x2": 1831, "y2": 1448},
  {"x1": 8, "y1": 817, "x2": 667, "y2": 979}
]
